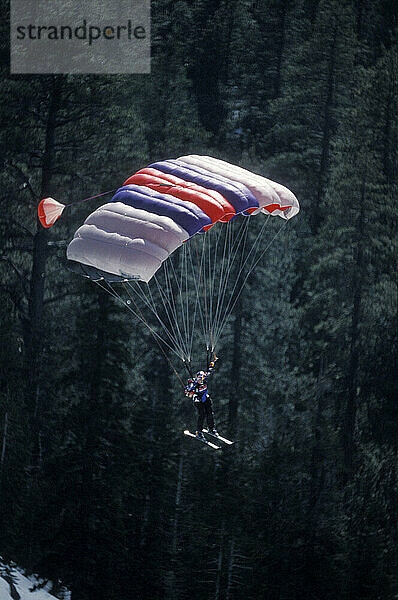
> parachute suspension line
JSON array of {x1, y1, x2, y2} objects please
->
[
  {"x1": 164, "y1": 259, "x2": 187, "y2": 354},
  {"x1": 67, "y1": 188, "x2": 118, "y2": 206},
  {"x1": 185, "y1": 239, "x2": 208, "y2": 353},
  {"x1": 124, "y1": 281, "x2": 186, "y2": 361},
  {"x1": 213, "y1": 221, "x2": 230, "y2": 302},
  {"x1": 212, "y1": 216, "x2": 251, "y2": 339},
  {"x1": 209, "y1": 220, "x2": 231, "y2": 349},
  {"x1": 121, "y1": 284, "x2": 186, "y2": 389},
  {"x1": 163, "y1": 257, "x2": 191, "y2": 361},
  {"x1": 206, "y1": 347, "x2": 211, "y2": 370},
  {"x1": 144, "y1": 278, "x2": 184, "y2": 359},
  {"x1": 212, "y1": 216, "x2": 270, "y2": 345},
  {"x1": 207, "y1": 229, "x2": 212, "y2": 347},
  {"x1": 192, "y1": 233, "x2": 212, "y2": 350},
  {"x1": 175, "y1": 246, "x2": 190, "y2": 360},
  {"x1": 199, "y1": 232, "x2": 211, "y2": 351},
  {"x1": 151, "y1": 271, "x2": 180, "y2": 350},
  {"x1": 108, "y1": 280, "x2": 185, "y2": 387},
  {"x1": 213, "y1": 219, "x2": 288, "y2": 347},
  {"x1": 212, "y1": 219, "x2": 235, "y2": 338},
  {"x1": 208, "y1": 221, "x2": 224, "y2": 336},
  {"x1": 115, "y1": 282, "x2": 184, "y2": 360},
  {"x1": 182, "y1": 357, "x2": 194, "y2": 379},
  {"x1": 211, "y1": 216, "x2": 251, "y2": 347},
  {"x1": 204, "y1": 230, "x2": 215, "y2": 363},
  {"x1": 204, "y1": 227, "x2": 215, "y2": 350},
  {"x1": 151, "y1": 271, "x2": 181, "y2": 355},
  {"x1": 183, "y1": 216, "x2": 252, "y2": 357},
  {"x1": 206, "y1": 222, "x2": 222, "y2": 350},
  {"x1": 129, "y1": 281, "x2": 185, "y2": 356},
  {"x1": 168, "y1": 253, "x2": 191, "y2": 361},
  {"x1": 204, "y1": 222, "x2": 228, "y2": 351},
  {"x1": 179, "y1": 246, "x2": 188, "y2": 354},
  {"x1": 237, "y1": 215, "x2": 252, "y2": 274},
  {"x1": 167, "y1": 255, "x2": 193, "y2": 363},
  {"x1": 187, "y1": 216, "x2": 247, "y2": 355},
  {"x1": 209, "y1": 221, "x2": 233, "y2": 350},
  {"x1": 177, "y1": 246, "x2": 190, "y2": 361},
  {"x1": 182, "y1": 243, "x2": 197, "y2": 363},
  {"x1": 61, "y1": 183, "x2": 180, "y2": 208},
  {"x1": 212, "y1": 215, "x2": 269, "y2": 343},
  {"x1": 94, "y1": 216, "x2": 286, "y2": 375},
  {"x1": 92, "y1": 279, "x2": 184, "y2": 372},
  {"x1": 185, "y1": 245, "x2": 193, "y2": 357},
  {"x1": 159, "y1": 261, "x2": 184, "y2": 357},
  {"x1": 152, "y1": 266, "x2": 190, "y2": 362}
]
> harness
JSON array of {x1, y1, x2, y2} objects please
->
[{"x1": 184, "y1": 360, "x2": 216, "y2": 402}]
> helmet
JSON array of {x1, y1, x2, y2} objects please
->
[{"x1": 196, "y1": 370, "x2": 205, "y2": 379}]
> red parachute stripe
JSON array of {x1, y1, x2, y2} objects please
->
[
  {"x1": 125, "y1": 168, "x2": 236, "y2": 224},
  {"x1": 263, "y1": 203, "x2": 291, "y2": 214},
  {"x1": 127, "y1": 168, "x2": 236, "y2": 219}
]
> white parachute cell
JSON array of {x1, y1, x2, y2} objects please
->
[
  {"x1": 67, "y1": 202, "x2": 189, "y2": 282},
  {"x1": 178, "y1": 155, "x2": 300, "y2": 219}
]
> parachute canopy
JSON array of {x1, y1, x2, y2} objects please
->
[
  {"x1": 38, "y1": 197, "x2": 65, "y2": 228},
  {"x1": 66, "y1": 156, "x2": 299, "y2": 283},
  {"x1": 66, "y1": 156, "x2": 299, "y2": 367}
]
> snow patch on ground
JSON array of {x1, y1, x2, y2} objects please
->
[
  {"x1": 0, "y1": 560, "x2": 70, "y2": 600},
  {"x1": 0, "y1": 576, "x2": 12, "y2": 598}
]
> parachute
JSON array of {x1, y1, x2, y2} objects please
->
[
  {"x1": 38, "y1": 197, "x2": 65, "y2": 228},
  {"x1": 66, "y1": 155, "x2": 299, "y2": 374}
]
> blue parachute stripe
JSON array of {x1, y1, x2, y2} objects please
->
[
  {"x1": 149, "y1": 159, "x2": 259, "y2": 214},
  {"x1": 111, "y1": 185, "x2": 212, "y2": 238}
]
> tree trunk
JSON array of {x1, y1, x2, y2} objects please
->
[
  {"x1": 382, "y1": 60, "x2": 394, "y2": 181},
  {"x1": 225, "y1": 537, "x2": 235, "y2": 600},
  {"x1": 343, "y1": 176, "x2": 365, "y2": 481},
  {"x1": 354, "y1": 0, "x2": 364, "y2": 38},
  {"x1": 274, "y1": 0, "x2": 288, "y2": 98},
  {"x1": 214, "y1": 526, "x2": 224, "y2": 600},
  {"x1": 0, "y1": 411, "x2": 8, "y2": 489},
  {"x1": 171, "y1": 452, "x2": 184, "y2": 556},
  {"x1": 74, "y1": 290, "x2": 109, "y2": 596},
  {"x1": 24, "y1": 77, "x2": 63, "y2": 463},
  {"x1": 167, "y1": 451, "x2": 184, "y2": 599},
  {"x1": 299, "y1": 365, "x2": 327, "y2": 598},
  {"x1": 312, "y1": 28, "x2": 337, "y2": 233},
  {"x1": 24, "y1": 79, "x2": 64, "y2": 564},
  {"x1": 228, "y1": 295, "x2": 242, "y2": 437}
]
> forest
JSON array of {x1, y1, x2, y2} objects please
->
[{"x1": 0, "y1": 0, "x2": 397, "y2": 599}]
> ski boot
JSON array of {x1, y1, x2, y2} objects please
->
[{"x1": 196, "y1": 430, "x2": 206, "y2": 441}]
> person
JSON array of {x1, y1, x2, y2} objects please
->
[{"x1": 185, "y1": 355, "x2": 219, "y2": 440}]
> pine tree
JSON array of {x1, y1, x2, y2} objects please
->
[
  {"x1": 298, "y1": 44, "x2": 398, "y2": 597},
  {"x1": 268, "y1": 0, "x2": 357, "y2": 233}
]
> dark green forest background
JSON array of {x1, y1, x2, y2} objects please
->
[{"x1": 0, "y1": 0, "x2": 397, "y2": 599}]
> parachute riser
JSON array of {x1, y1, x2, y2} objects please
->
[
  {"x1": 206, "y1": 348, "x2": 211, "y2": 371},
  {"x1": 183, "y1": 359, "x2": 194, "y2": 379}
]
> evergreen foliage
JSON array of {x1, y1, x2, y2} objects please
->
[{"x1": 0, "y1": 1, "x2": 397, "y2": 599}]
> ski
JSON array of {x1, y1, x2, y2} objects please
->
[
  {"x1": 203, "y1": 429, "x2": 234, "y2": 445},
  {"x1": 183, "y1": 430, "x2": 221, "y2": 450}
]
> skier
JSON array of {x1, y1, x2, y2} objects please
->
[{"x1": 185, "y1": 355, "x2": 219, "y2": 440}]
